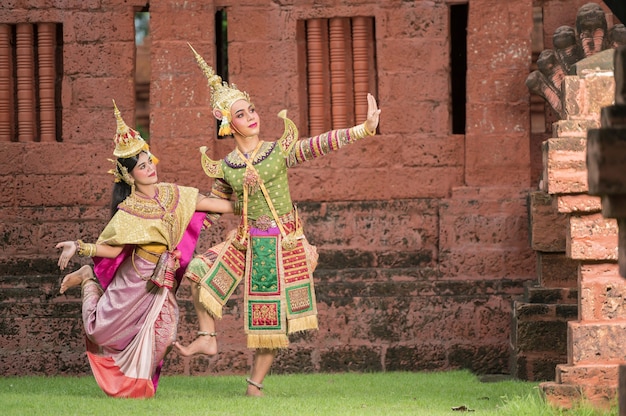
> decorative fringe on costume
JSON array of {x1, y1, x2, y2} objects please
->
[
  {"x1": 246, "y1": 333, "x2": 290, "y2": 349},
  {"x1": 287, "y1": 314, "x2": 318, "y2": 334},
  {"x1": 198, "y1": 285, "x2": 223, "y2": 319}
]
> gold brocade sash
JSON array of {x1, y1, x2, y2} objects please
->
[
  {"x1": 196, "y1": 238, "x2": 246, "y2": 319},
  {"x1": 193, "y1": 232, "x2": 319, "y2": 349}
]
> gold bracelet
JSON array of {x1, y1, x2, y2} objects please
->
[
  {"x1": 363, "y1": 122, "x2": 376, "y2": 136},
  {"x1": 76, "y1": 240, "x2": 97, "y2": 257},
  {"x1": 348, "y1": 124, "x2": 368, "y2": 141},
  {"x1": 234, "y1": 200, "x2": 243, "y2": 216}
]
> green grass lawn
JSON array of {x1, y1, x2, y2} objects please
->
[{"x1": 0, "y1": 370, "x2": 617, "y2": 415}]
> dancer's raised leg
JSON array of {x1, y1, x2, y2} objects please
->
[
  {"x1": 173, "y1": 283, "x2": 218, "y2": 356},
  {"x1": 60, "y1": 265, "x2": 95, "y2": 294}
]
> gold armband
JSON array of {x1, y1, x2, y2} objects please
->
[
  {"x1": 349, "y1": 123, "x2": 376, "y2": 141},
  {"x1": 76, "y1": 240, "x2": 97, "y2": 257},
  {"x1": 234, "y1": 200, "x2": 243, "y2": 216}
]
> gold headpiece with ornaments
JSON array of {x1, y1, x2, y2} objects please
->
[
  {"x1": 188, "y1": 43, "x2": 250, "y2": 136},
  {"x1": 108, "y1": 100, "x2": 158, "y2": 185}
]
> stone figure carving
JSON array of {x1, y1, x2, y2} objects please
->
[{"x1": 526, "y1": 2, "x2": 626, "y2": 118}]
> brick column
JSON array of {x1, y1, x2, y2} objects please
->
[
  {"x1": 586, "y1": 46, "x2": 626, "y2": 415},
  {"x1": 540, "y1": 49, "x2": 622, "y2": 410}
]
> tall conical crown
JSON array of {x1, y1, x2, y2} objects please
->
[
  {"x1": 189, "y1": 43, "x2": 250, "y2": 130},
  {"x1": 112, "y1": 100, "x2": 147, "y2": 159}
]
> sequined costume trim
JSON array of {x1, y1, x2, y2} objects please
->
[{"x1": 118, "y1": 183, "x2": 180, "y2": 219}]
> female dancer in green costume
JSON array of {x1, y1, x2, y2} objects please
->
[{"x1": 174, "y1": 45, "x2": 381, "y2": 397}]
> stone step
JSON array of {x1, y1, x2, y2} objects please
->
[
  {"x1": 539, "y1": 381, "x2": 582, "y2": 409},
  {"x1": 0, "y1": 300, "x2": 80, "y2": 318},
  {"x1": 512, "y1": 300, "x2": 578, "y2": 323},
  {"x1": 524, "y1": 284, "x2": 577, "y2": 305},
  {"x1": 0, "y1": 274, "x2": 63, "y2": 303},
  {"x1": 540, "y1": 380, "x2": 617, "y2": 410},
  {"x1": 509, "y1": 350, "x2": 565, "y2": 381},
  {"x1": 555, "y1": 363, "x2": 619, "y2": 386},
  {"x1": 536, "y1": 252, "x2": 578, "y2": 288},
  {"x1": 529, "y1": 191, "x2": 568, "y2": 252},
  {"x1": 510, "y1": 301, "x2": 577, "y2": 363}
]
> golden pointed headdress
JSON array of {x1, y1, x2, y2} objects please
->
[
  {"x1": 189, "y1": 43, "x2": 250, "y2": 136},
  {"x1": 112, "y1": 99, "x2": 149, "y2": 158},
  {"x1": 108, "y1": 100, "x2": 158, "y2": 184}
]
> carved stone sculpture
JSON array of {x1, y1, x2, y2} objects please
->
[{"x1": 526, "y1": 3, "x2": 626, "y2": 118}]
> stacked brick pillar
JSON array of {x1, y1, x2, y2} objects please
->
[
  {"x1": 537, "y1": 49, "x2": 622, "y2": 409},
  {"x1": 586, "y1": 46, "x2": 626, "y2": 413}
]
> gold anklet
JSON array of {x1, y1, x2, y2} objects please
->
[
  {"x1": 246, "y1": 378, "x2": 263, "y2": 390},
  {"x1": 197, "y1": 331, "x2": 217, "y2": 337}
]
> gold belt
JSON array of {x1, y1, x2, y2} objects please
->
[
  {"x1": 135, "y1": 247, "x2": 161, "y2": 264},
  {"x1": 249, "y1": 211, "x2": 295, "y2": 231}
]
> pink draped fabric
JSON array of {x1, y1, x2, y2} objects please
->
[
  {"x1": 83, "y1": 254, "x2": 177, "y2": 398},
  {"x1": 83, "y1": 211, "x2": 206, "y2": 397}
]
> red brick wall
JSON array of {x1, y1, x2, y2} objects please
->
[{"x1": 0, "y1": 0, "x2": 607, "y2": 377}]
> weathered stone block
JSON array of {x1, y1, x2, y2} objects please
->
[
  {"x1": 569, "y1": 322, "x2": 626, "y2": 363},
  {"x1": 439, "y1": 187, "x2": 535, "y2": 278},
  {"x1": 447, "y1": 343, "x2": 510, "y2": 375},
  {"x1": 587, "y1": 127, "x2": 626, "y2": 195},
  {"x1": 556, "y1": 194, "x2": 602, "y2": 214},
  {"x1": 515, "y1": 320, "x2": 567, "y2": 354},
  {"x1": 514, "y1": 302, "x2": 552, "y2": 320},
  {"x1": 537, "y1": 252, "x2": 579, "y2": 288},
  {"x1": 320, "y1": 346, "x2": 382, "y2": 372},
  {"x1": 621, "y1": 218, "x2": 626, "y2": 278},
  {"x1": 511, "y1": 352, "x2": 563, "y2": 381},
  {"x1": 273, "y1": 348, "x2": 316, "y2": 374},
  {"x1": 567, "y1": 213, "x2": 618, "y2": 261},
  {"x1": 542, "y1": 137, "x2": 588, "y2": 194},
  {"x1": 552, "y1": 119, "x2": 598, "y2": 138},
  {"x1": 556, "y1": 363, "x2": 619, "y2": 386},
  {"x1": 540, "y1": 380, "x2": 583, "y2": 409},
  {"x1": 384, "y1": 344, "x2": 447, "y2": 372},
  {"x1": 525, "y1": 285, "x2": 577, "y2": 305},
  {"x1": 581, "y1": 69, "x2": 616, "y2": 117},
  {"x1": 562, "y1": 69, "x2": 615, "y2": 120},
  {"x1": 579, "y1": 263, "x2": 626, "y2": 321},
  {"x1": 529, "y1": 191, "x2": 567, "y2": 252}
]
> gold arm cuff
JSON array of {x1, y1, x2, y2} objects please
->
[
  {"x1": 76, "y1": 240, "x2": 97, "y2": 257},
  {"x1": 348, "y1": 124, "x2": 368, "y2": 141},
  {"x1": 363, "y1": 122, "x2": 376, "y2": 136},
  {"x1": 233, "y1": 200, "x2": 243, "y2": 216}
]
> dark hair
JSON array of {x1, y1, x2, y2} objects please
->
[{"x1": 110, "y1": 151, "x2": 144, "y2": 217}]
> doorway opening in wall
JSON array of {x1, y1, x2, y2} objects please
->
[
  {"x1": 529, "y1": 6, "x2": 547, "y2": 134},
  {"x1": 215, "y1": 9, "x2": 228, "y2": 137},
  {"x1": 215, "y1": 9, "x2": 228, "y2": 83},
  {"x1": 529, "y1": 6, "x2": 548, "y2": 186},
  {"x1": 450, "y1": 3, "x2": 467, "y2": 135},
  {"x1": 135, "y1": 9, "x2": 150, "y2": 140}
]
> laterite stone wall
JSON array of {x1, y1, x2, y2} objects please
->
[{"x1": 0, "y1": 0, "x2": 608, "y2": 379}]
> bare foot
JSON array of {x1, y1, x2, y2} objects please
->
[
  {"x1": 60, "y1": 265, "x2": 94, "y2": 294},
  {"x1": 173, "y1": 333, "x2": 217, "y2": 357},
  {"x1": 246, "y1": 381, "x2": 264, "y2": 397}
]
